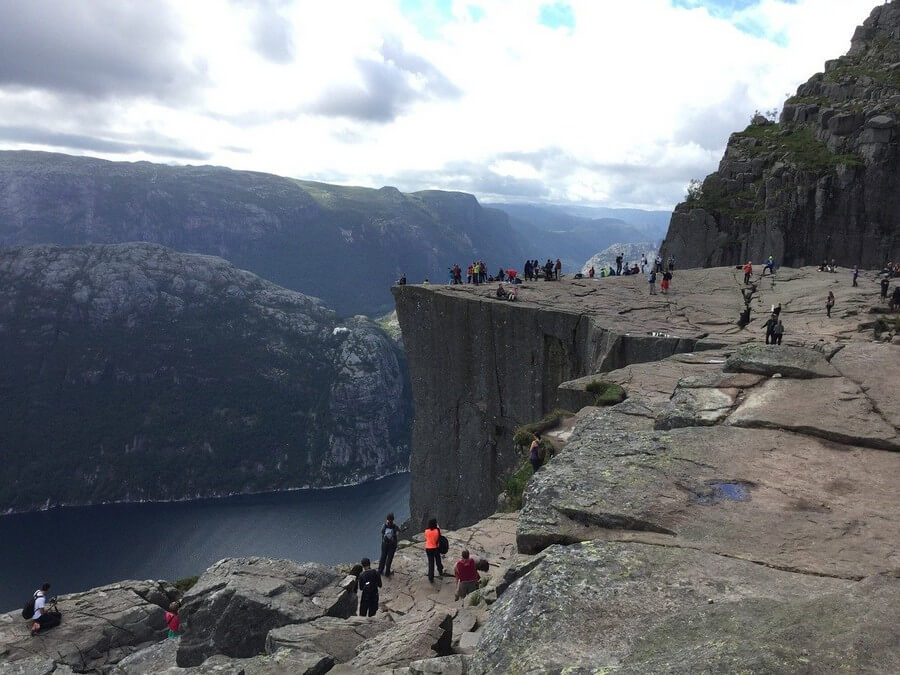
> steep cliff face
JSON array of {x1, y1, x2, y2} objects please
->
[
  {"x1": 662, "y1": 1, "x2": 899, "y2": 269},
  {"x1": 0, "y1": 151, "x2": 528, "y2": 316},
  {"x1": 393, "y1": 285, "x2": 709, "y2": 528},
  {"x1": 0, "y1": 243, "x2": 409, "y2": 511}
]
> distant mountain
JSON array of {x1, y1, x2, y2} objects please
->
[
  {"x1": 581, "y1": 242, "x2": 658, "y2": 275},
  {"x1": 486, "y1": 202, "x2": 669, "y2": 273},
  {"x1": 0, "y1": 151, "x2": 529, "y2": 316},
  {"x1": 0, "y1": 243, "x2": 410, "y2": 512}
]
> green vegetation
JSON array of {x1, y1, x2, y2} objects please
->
[
  {"x1": 823, "y1": 61, "x2": 900, "y2": 88},
  {"x1": 503, "y1": 459, "x2": 534, "y2": 510},
  {"x1": 173, "y1": 576, "x2": 199, "y2": 593},
  {"x1": 468, "y1": 590, "x2": 482, "y2": 606},
  {"x1": 873, "y1": 316, "x2": 900, "y2": 338},
  {"x1": 734, "y1": 124, "x2": 862, "y2": 172},
  {"x1": 585, "y1": 381, "x2": 626, "y2": 406},
  {"x1": 513, "y1": 408, "x2": 573, "y2": 447}
]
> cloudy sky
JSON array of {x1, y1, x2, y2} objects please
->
[{"x1": 0, "y1": 0, "x2": 884, "y2": 209}]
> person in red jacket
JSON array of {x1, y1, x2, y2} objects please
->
[
  {"x1": 165, "y1": 601, "x2": 181, "y2": 638},
  {"x1": 454, "y1": 549, "x2": 481, "y2": 600},
  {"x1": 743, "y1": 261, "x2": 753, "y2": 285},
  {"x1": 424, "y1": 518, "x2": 444, "y2": 583}
]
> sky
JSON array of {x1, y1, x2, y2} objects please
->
[{"x1": 0, "y1": 0, "x2": 886, "y2": 209}]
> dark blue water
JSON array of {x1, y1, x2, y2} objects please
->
[{"x1": 0, "y1": 473, "x2": 409, "y2": 612}]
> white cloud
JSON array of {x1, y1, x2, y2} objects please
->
[{"x1": 0, "y1": 0, "x2": 885, "y2": 209}]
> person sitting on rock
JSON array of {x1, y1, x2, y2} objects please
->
[
  {"x1": 496, "y1": 283, "x2": 507, "y2": 299},
  {"x1": 454, "y1": 549, "x2": 481, "y2": 601},
  {"x1": 29, "y1": 583, "x2": 60, "y2": 636},
  {"x1": 357, "y1": 558, "x2": 382, "y2": 617},
  {"x1": 165, "y1": 601, "x2": 181, "y2": 638}
]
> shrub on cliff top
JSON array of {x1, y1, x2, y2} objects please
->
[
  {"x1": 586, "y1": 380, "x2": 626, "y2": 406},
  {"x1": 513, "y1": 408, "x2": 574, "y2": 447},
  {"x1": 503, "y1": 459, "x2": 534, "y2": 510},
  {"x1": 173, "y1": 575, "x2": 199, "y2": 593}
]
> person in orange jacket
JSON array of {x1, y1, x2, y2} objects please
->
[
  {"x1": 743, "y1": 261, "x2": 753, "y2": 285},
  {"x1": 424, "y1": 518, "x2": 444, "y2": 583}
]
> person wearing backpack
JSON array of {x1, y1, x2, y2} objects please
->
[
  {"x1": 25, "y1": 583, "x2": 59, "y2": 636},
  {"x1": 378, "y1": 512, "x2": 399, "y2": 577},
  {"x1": 357, "y1": 558, "x2": 382, "y2": 617},
  {"x1": 424, "y1": 518, "x2": 444, "y2": 583}
]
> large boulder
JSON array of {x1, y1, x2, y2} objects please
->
[
  {"x1": 723, "y1": 343, "x2": 839, "y2": 378},
  {"x1": 0, "y1": 580, "x2": 173, "y2": 672},
  {"x1": 265, "y1": 615, "x2": 392, "y2": 664},
  {"x1": 176, "y1": 558, "x2": 354, "y2": 667},
  {"x1": 110, "y1": 638, "x2": 178, "y2": 674},
  {"x1": 348, "y1": 611, "x2": 453, "y2": 671},
  {"x1": 470, "y1": 541, "x2": 900, "y2": 674},
  {"x1": 158, "y1": 649, "x2": 332, "y2": 674}
]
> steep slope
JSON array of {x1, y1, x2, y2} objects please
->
[
  {"x1": 0, "y1": 243, "x2": 410, "y2": 511},
  {"x1": 0, "y1": 152, "x2": 528, "y2": 316},
  {"x1": 662, "y1": 1, "x2": 899, "y2": 269}
]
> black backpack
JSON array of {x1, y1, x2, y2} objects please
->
[
  {"x1": 438, "y1": 534, "x2": 449, "y2": 555},
  {"x1": 22, "y1": 596, "x2": 36, "y2": 619}
]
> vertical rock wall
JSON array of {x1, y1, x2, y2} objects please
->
[{"x1": 393, "y1": 286, "x2": 706, "y2": 529}]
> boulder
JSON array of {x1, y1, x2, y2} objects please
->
[
  {"x1": 265, "y1": 615, "x2": 392, "y2": 663},
  {"x1": 111, "y1": 638, "x2": 178, "y2": 673},
  {"x1": 654, "y1": 385, "x2": 737, "y2": 429},
  {"x1": 408, "y1": 654, "x2": 471, "y2": 674},
  {"x1": 0, "y1": 580, "x2": 171, "y2": 672},
  {"x1": 725, "y1": 376, "x2": 900, "y2": 450},
  {"x1": 176, "y1": 558, "x2": 354, "y2": 667},
  {"x1": 516, "y1": 418, "x2": 900, "y2": 579},
  {"x1": 470, "y1": 541, "x2": 900, "y2": 674},
  {"x1": 159, "y1": 649, "x2": 333, "y2": 674},
  {"x1": 723, "y1": 343, "x2": 839, "y2": 378},
  {"x1": 349, "y1": 611, "x2": 453, "y2": 670}
]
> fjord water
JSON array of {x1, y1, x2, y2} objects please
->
[{"x1": 0, "y1": 473, "x2": 409, "y2": 612}]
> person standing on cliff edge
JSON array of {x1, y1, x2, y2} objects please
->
[
  {"x1": 378, "y1": 513, "x2": 398, "y2": 577},
  {"x1": 424, "y1": 519, "x2": 444, "y2": 583}
]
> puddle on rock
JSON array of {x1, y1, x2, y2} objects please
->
[{"x1": 692, "y1": 481, "x2": 752, "y2": 505}]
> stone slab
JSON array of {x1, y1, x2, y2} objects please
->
[
  {"x1": 724, "y1": 343, "x2": 840, "y2": 378},
  {"x1": 265, "y1": 615, "x2": 392, "y2": 664},
  {"x1": 471, "y1": 541, "x2": 900, "y2": 674},
  {"x1": 517, "y1": 420, "x2": 900, "y2": 579},
  {"x1": 725, "y1": 376, "x2": 900, "y2": 450},
  {"x1": 830, "y1": 341, "x2": 900, "y2": 430}
]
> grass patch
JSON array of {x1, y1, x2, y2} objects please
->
[
  {"x1": 734, "y1": 124, "x2": 862, "y2": 172},
  {"x1": 468, "y1": 590, "x2": 482, "y2": 606},
  {"x1": 585, "y1": 380, "x2": 626, "y2": 406},
  {"x1": 173, "y1": 576, "x2": 199, "y2": 594},
  {"x1": 503, "y1": 459, "x2": 534, "y2": 511},
  {"x1": 512, "y1": 408, "x2": 573, "y2": 447}
]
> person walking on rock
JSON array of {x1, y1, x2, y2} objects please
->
[
  {"x1": 454, "y1": 549, "x2": 481, "y2": 601},
  {"x1": 772, "y1": 319, "x2": 784, "y2": 345},
  {"x1": 648, "y1": 269, "x2": 657, "y2": 295},
  {"x1": 357, "y1": 558, "x2": 382, "y2": 617},
  {"x1": 424, "y1": 518, "x2": 444, "y2": 583},
  {"x1": 880, "y1": 276, "x2": 890, "y2": 302},
  {"x1": 378, "y1": 512, "x2": 399, "y2": 577},
  {"x1": 743, "y1": 261, "x2": 753, "y2": 285},
  {"x1": 826, "y1": 291, "x2": 835, "y2": 318},
  {"x1": 661, "y1": 270, "x2": 672, "y2": 294},
  {"x1": 852, "y1": 266, "x2": 859, "y2": 287},
  {"x1": 764, "y1": 313, "x2": 777, "y2": 345}
]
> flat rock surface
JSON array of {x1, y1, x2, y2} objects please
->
[
  {"x1": 348, "y1": 611, "x2": 452, "y2": 670},
  {"x1": 471, "y1": 540, "x2": 900, "y2": 674},
  {"x1": 0, "y1": 580, "x2": 174, "y2": 672},
  {"x1": 724, "y1": 343, "x2": 840, "y2": 378},
  {"x1": 517, "y1": 420, "x2": 900, "y2": 579},
  {"x1": 831, "y1": 342, "x2": 900, "y2": 430},
  {"x1": 265, "y1": 616, "x2": 391, "y2": 664},
  {"x1": 176, "y1": 558, "x2": 354, "y2": 667},
  {"x1": 725, "y1": 376, "x2": 900, "y2": 450}
]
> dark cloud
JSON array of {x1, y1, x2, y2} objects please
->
[
  {"x1": 0, "y1": 125, "x2": 210, "y2": 160},
  {"x1": 308, "y1": 37, "x2": 461, "y2": 122},
  {"x1": 0, "y1": 0, "x2": 206, "y2": 101},
  {"x1": 252, "y1": 7, "x2": 295, "y2": 63}
]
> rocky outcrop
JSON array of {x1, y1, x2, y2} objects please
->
[
  {"x1": 0, "y1": 243, "x2": 409, "y2": 511},
  {"x1": 0, "y1": 151, "x2": 527, "y2": 317},
  {"x1": 176, "y1": 557, "x2": 355, "y2": 667},
  {"x1": 0, "y1": 580, "x2": 178, "y2": 672},
  {"x1": 662, "y1": 1, "x2": 899, "y2": 269},
  {"x1": 580, "y1": 241, "x2": 656, "y2": 274},
  {"x1": 723, "y1": 342, "x2": 839, "y2": 378},
  {"x1": 471, "y1": 541, "x2": 900, "y2": 674}
]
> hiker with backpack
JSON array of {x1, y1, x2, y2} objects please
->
[
  {"x1": 424, "y1": 518, "x2": 447, "y2": 583},
  {"x1": 378, "y1": 512, "x2": 399, "y2": 577},
  {"x1": 24, "y1": 583, "x2": 61, "y2": 636},
  {"x1": 357, "y1": 558, "x2": 382, "y2": 617},
  {"x1": 453, "y1": 549, "x2": 481, "y2": 600}
]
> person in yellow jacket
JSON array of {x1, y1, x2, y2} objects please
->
[{"x1": 424, "y1": 518, "x2": 444, "y2": 582}]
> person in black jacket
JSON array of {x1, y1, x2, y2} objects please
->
[
  {"x1": 357, "y1": 558, "x2": 382, "y2": 617},
  {"x1": 378, "y1": 512, "x2": 399, "y2": 577}
]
